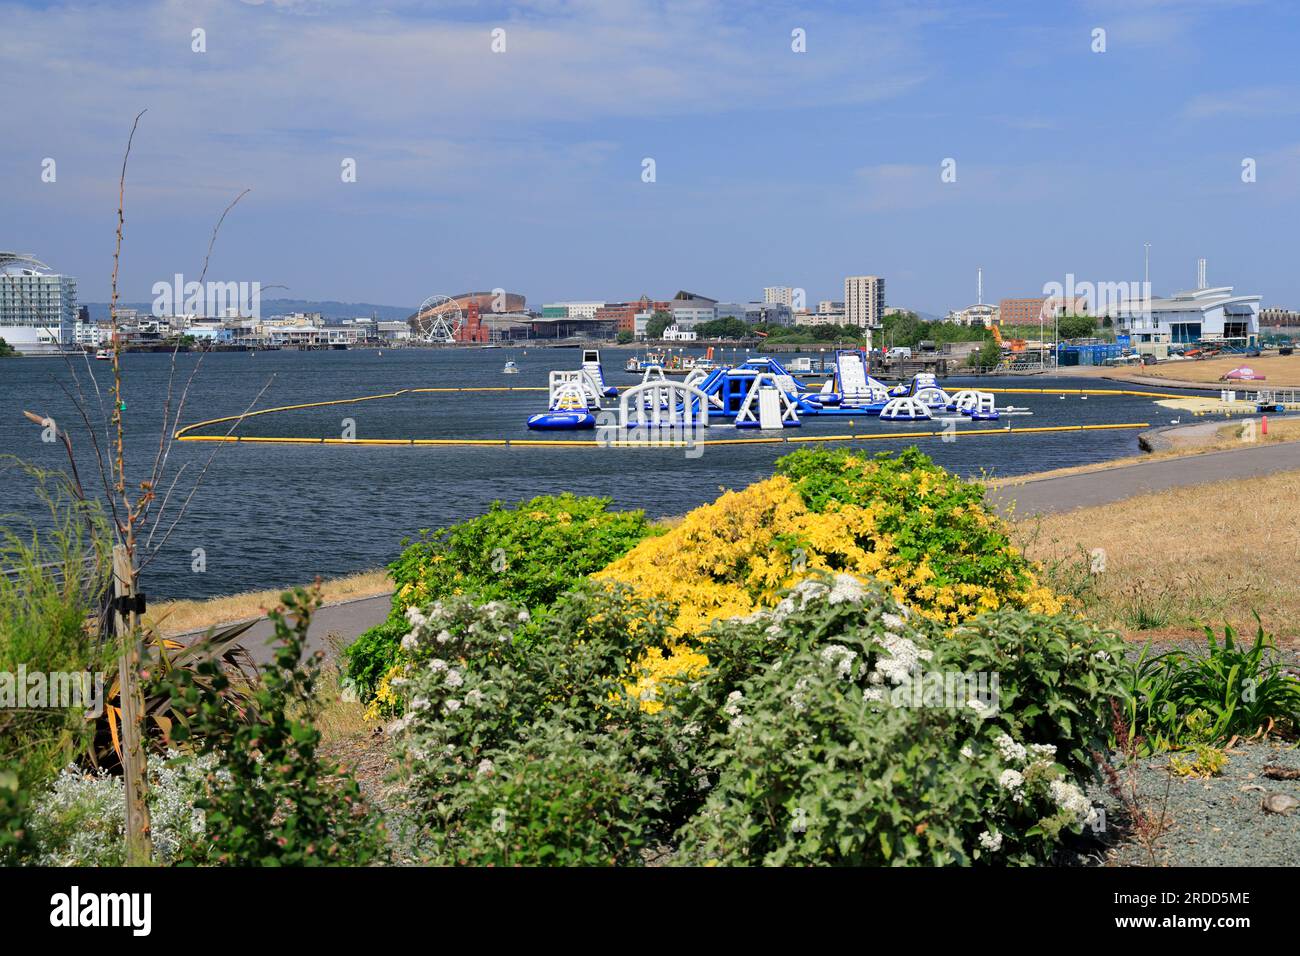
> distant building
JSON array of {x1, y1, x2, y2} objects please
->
[
  {"x1": 999, "y1": 296, "x2": 1088, "y2": 326},
  {"x1": 662, "y1": 324, "x2": 697, "y2": 341},
  {"x1": 71, "y1": 321, "x2": 108, "y2": 347},
  {"x1": 796, "y1": 311, "x2": 843, "y2": 327},
  {"x1": 595, "y1": 297, "x2": 668, "y2": 337},
  {"x1": 818, "y1": 300, "x2": 845, "y2": 315},
  {"x1": 668, "y1": 290, "x2": 718, "y2": 329},
  {"x1": 748, "y1": 302, "x2": 793, "y2": 327},
  {"x1": 0, "y1": 252, "x2": 77, "y2": 354},
  {"x1": 376, "y1": 320, "x2": 411, "y2": 341},
  {"x1": 946, "y1": 303, "x2": 1000, "y2": 328},
  {"x1": 844, "y1": 275, "x2": 884, "y2": 345},
  {"x1": 763, "y1": 286, "x2": 794, "y2": 307},
  {"x1": 1260, "y1": 307, "x2": 1300, "y2": 327},
  {"x1": 714, "y1": 302, "x2": 748, "y2": 322},
  {"x1": 541, "y1": 301, "x2": 605, "y2": 320},
  {"x1": 1114, "y1": 285, "x2": 1260, "y2": 346}
]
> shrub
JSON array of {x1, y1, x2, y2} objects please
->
[
  {"x1": 669, "y1": 575, "x2": 1125, "y2": 865},
  {"x1": 21, "y1": 752, "x2": 215, "y2": 866},
  {"x1": 420, "y1": 722, "x2": 660, "y2": 866},
  {"x1": 1124, "y1": 621, "x2": 1300, "y2": 752},
  {"x1": 0, "y1": 459, "x2": 112, "y2": 789},
  {"x1": 597, "y1": 448, "x2": 1063, "y2": 704},
  {"x1": 0, "y1": 769, "x2": 34, "y2": 865},
  {"x1": 345, "y1": 494, "x2": 657, "y2": 701},
  {"x1": 391, "y1": 584, "x2": 693, "y2": 861},
  {"x1": 161, "y1": 588, "x2": 387, "y2": 865}
]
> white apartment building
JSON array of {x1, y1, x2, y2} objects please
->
[
  {"x1": 763, "y1": 286, "x2": 794, "y2": 307},
  {"x1": 71, "y1": 321, "x2": 109, "y2": 347},
  {"x1": 0, "y1": 252, "x2": 78, "y2": 354},
  {"x1": 844, "y1": 275, "x2": 885, "y2": 339}
]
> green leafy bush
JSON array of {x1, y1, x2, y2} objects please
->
[
  {"x1": 345, "y1": 493, "x2": 657, "y2": 701},
  {"x1": 392, "y1": 585, "x2": 690, "y2": 864},
  {"x1": 0, "y1": 769, "x2": 34, "y2": 864},
  {"x1": 1123, "y1": 621, "x2": 1300, "y2": 753},
  {"x1": 0, "y1": 459, "x2": 112, "y2": 789},
  {"x1": 161, "y1": 588, "x2": 387, "y2": 866},
  {"x1": 669, "y1": 575, "x2": 1125, "y2": 865},
  {"x1": 422, "y1": 722, "x2": 660, "y2": 866}
]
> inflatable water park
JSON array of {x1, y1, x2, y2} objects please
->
[
  {"x1": 524, "y1": 349, "x2": 1032, "y2": 431},
  {"x1": 171, "y1": 347, "x2": 1251, "y2": 449}
]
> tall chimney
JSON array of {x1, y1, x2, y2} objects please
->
[{"x1": 1197, "y1": 257, "x2": 1207, "y2": 290}]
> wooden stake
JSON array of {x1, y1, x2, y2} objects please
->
[{"x1": 113, "y1": 543, "x2": 152, "y2": 865}]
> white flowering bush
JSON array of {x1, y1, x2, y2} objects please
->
[
  {"x1": 388, "y1": 573, "x2": 1124, "y2": 866},
  {"x1": 670, "y1": 574, "x2": 1125, "y2": 865},
  {"x1": 392, "y1": 584, "x2": 691, "y2": 864},
  {"x1": 25, "y1": 751, "x2": 217, "y2": 866}
]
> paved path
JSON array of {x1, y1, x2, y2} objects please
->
[
  {"x1": 178, "y1": 592, "x2": 393, "y2": 666},
  {"x1": 988, "y1": 440, "x2": 1300, "y2": 516}
]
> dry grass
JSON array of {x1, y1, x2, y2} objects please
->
[
  {"x1": 147, "y1": 568, "x2": 392, "y2": 636},
  {"x1": 1015, "y1": 468, "x2": 1300, "y2": 644},
  {"x1": 1211, "y1": 416, "x2": 1300, "y2": 445},
  {"x1": 1114, "y1": 352, "x2": 1300, "y2": 388}
]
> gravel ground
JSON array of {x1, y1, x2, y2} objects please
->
[
  {"x1": 1079, "y1": 740, "x2": 1300, "y2": 867},
  {"x1": 1064, "y1": 635, "x2": 1300, "y2": 867}
]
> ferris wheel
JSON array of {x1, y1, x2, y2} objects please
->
[{"x1": 412, "y1": 294, "x2": 464, "y2": 343}]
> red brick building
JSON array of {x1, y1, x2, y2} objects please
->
[{"x1": 595, "y1": 295, "x2": 671, "y2": 335}]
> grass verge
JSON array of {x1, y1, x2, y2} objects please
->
[{"x1": 1015, "y1": 467, "x2": 1300, "y2": 642}]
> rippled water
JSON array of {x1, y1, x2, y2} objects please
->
[{"x1": 0, "y1": 348, "x2": 1194, "y2": 599}]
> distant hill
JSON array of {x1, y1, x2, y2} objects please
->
[{"x1": 82, "y1": 298, "x2": 415, "y2": 323}]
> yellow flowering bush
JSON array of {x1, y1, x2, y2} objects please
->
[{"x1": 597, "y1": 448, "x2": 1065, "y2": 703}]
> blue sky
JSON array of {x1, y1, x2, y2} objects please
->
[{"x1": 4, "y1": 0, "x2": 1299, "y2": 313}]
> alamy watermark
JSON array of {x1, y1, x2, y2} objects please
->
[
  {"x1": 1, "y1": 666, "x2": 105, "y2": 718},
  {"x1": 886, "y1": 669, "x2": 1000, "y2": 713},
  {"x1": 1041, "y1": 274, "x2": 1151, "y2": 322},
  {"x1": 595, "y1": 413, "x2": 706, "y2": 460},
  {"x1": 151, "y1": 273, "x2": 261, "y2": 320}
]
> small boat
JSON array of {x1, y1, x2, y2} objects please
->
[
  {"x1": 95, "y1": 348, "x2": 111, "y2": 360},
  {"x1": 526, "y1": 410, "x2": 596, "y2": 430},
  {"x1": 503, "y1": 360, "x2": 520, "y2": 374}
]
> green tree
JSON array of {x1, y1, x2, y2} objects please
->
[
  {"x1": 0, "y1": 338, "x2": 17, "y2": 358},
  {"x1": 967, "y1": 339, "x2": 1002, "y2": 369},
  {"x1": 1057, "y1": 314, "x2": 1096, "y2": 340},
  {"x1": 616, "y1": 330, "x2": 633, "y2": 344},
  {"x1": 645, "y1": 310, "x2": 674, "y2": 340},
  {"x1": 695, "y1": 317, "x2": 751, "y2": 340},
  {"x1": 882, "y1": 311, "x2": 923, "y2": 347}
]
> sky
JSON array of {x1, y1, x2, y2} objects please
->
[{"x1": 3, "y1": 0, "x2": 1300, "y2": 314}]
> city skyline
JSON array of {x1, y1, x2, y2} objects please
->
[{"x1": 5, "y1": 0, "x2": 1300, "y2": 312}]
